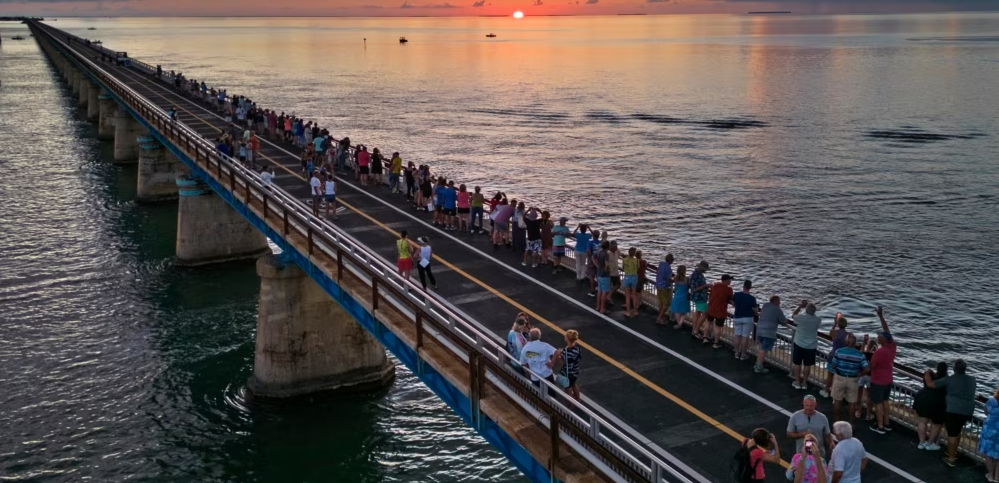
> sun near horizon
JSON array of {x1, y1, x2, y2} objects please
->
[{"x1": 513, "y1": 11, "x2": 524, "y2": 18}]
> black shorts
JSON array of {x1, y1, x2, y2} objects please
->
[
  {"x1": 435, "y1": 205, "x2": 443, "y2": 213},
  {"x1": 944, "y1": 412, "x2": 970, "y2": 437},
  {"x1": 709, "y1": 316, "x2": 727, "y2": 327},
  {"x1": 457, "y1": 207, "x2": 470, "y2": 214},
  {"x1": 792, "y1": 344, "x2": 817, "y2": 366},
  {"x1": 443, "y1": 208, "x2": 456, "y2": 216},
  {"x1": 916, "y1": 407, "x2": 945, "y2": 425},
  {"x1": 422, "y1": 188, "x2": 432, "y2": 197},
  {"x1": 359, "y1": 166, "x2": 369, "y2": 174},
  {"x1": 568, "y1": 374, "x2": 578, "y2": 387},
  {"x1": 869, "y1": 383, "x2": 892, "y2": 404},
  {"x1": 611, "y1": 276, "x2": 621, "y2": 286}
]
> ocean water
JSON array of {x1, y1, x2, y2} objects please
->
[
  {"x1": 2, "y1": 12, "x2": 998, "y2": 481},
  {"x1": 47, "y1": 13, "x2": 999, "y2": 383},
  {"x1": 0, "y1": 20, "x2": 525, "y2": 482}
]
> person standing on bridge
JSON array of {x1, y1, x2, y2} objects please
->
[
  {"x1": 593, "y1": 241, "x2": 612, "y2": 315},
  {"x1": 323, "y1": 174, "x2": 337, "y2": 221},
  {"x1": 655, "y1": 253, "x2": 675, "y2": 325},
  {"x1": 979, "y1": 386, "x2": 999, "y2": 483},
  {"x1": 389, "y1": 152, "x2": 403, "y2": 194},
  {"x1": 519, "y1": 328, "x2": 559, "y2": 386},
  {"x1": 571, "y1": 224, "x2": 591, "y2": 282},
  {"x1": 670, "y1": 265, "x2": 691, "y2": 329},
  {"x1": 791, "y1": 301, "x2": 822, "y2": 391},
  {"x1": 507, "y1": 315, "x2": 529, "y2": 368},
  {"x1": 787, "y1": 394, "x2": 833, "y2": 458},
  {"x1": 522, "y1": 207, "x2": 542, "y2": 268},
  {"x1": 396, "y1": 230, "x2": 416, "y2": 282},
  {"x1": 706, "y1": 274, "x2": 733, "y2": 349},
  {"x1": 622, "y1": 247, "x2": 640, "y2": 317},
  {"x1": 415, "y1": 237, "x2": 438, "y2": 291},
  {"x1": 867, "y1": 306, "x2": 896, "y2": 434},
  {"x1": 731, "y1": 280, "x2": 759, "y2": 360},
  {"x1": 560, "y1": 329, "x2": 582, "y2": 400},
  {"x1": 826, "y1": 333, "x2": 868, "y2": 424},
  {"x1": 357, "y1": 145, "x2": 371, "y2": 186},
  {"x1": 310, "y1": 170, "x2": 322, "y2": 218},
  {"x1": 689, "y1": 261, "x2": 710, "y2": 340},
  {"x1": 829, "y1": 421, "x2": 867, "y2": 483},
  {"x1": 923, "y1": 358, "x2": 977, "y2": 467},
  {"x1": 470, "y1": 186, "x2": 485, "y2": 234},
  {"x1": 551, "y1": 216, "x2": 570, "y2": 274},
  {"x1": 248, "y1": 133, "x2": 260, "y2": 168}
]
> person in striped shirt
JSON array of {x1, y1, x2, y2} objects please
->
[{"x1": 828, "y1": 333, "x2": 869, "y2": 424}]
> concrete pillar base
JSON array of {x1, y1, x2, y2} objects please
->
[
  {"x1": 78, "y1": 77, "x2": 90, "y2": 108},
  {"x1": 70, "y1": 70, "x2": 80, "y2": 96},
  {"x1": 137, "y1": 137, "x2": 185, "y2": 203},
  {"x1": 86, "y1": 84, "x2": 100, "y2": 120},
  {"x1": 113, "y1": 108, "x2": 147, "y2": 163},
  {"x1": 175, "y1": 179, "x2": 270, "y2": 266},
  {"x1": 248, "y1": 254, "x2": 394, "y2": 398},
  {"x1": 97, "y1": 95, "x2": 116, "y2": 140}
]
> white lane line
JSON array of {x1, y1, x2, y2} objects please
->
[{"x1": 128, "y1": 71, "x2": 924, "y2": 483}]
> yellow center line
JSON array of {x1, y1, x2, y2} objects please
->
[{"x1": 118, "y1": 66, "x2": 790, "y2": 466}]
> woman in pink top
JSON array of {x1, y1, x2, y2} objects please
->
[
  {"x1": 457, "y1": 184, "x2": 471, "y2": 232},
  {"x1": 357, "y1": 145, "x2": 371, "y2": 186}
]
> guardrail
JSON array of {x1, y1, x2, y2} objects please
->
[{"x1": 32, "y1": 21, "x2": 699, "y2": 483}]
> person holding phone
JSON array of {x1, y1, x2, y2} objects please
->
[{"x1": 786, "y1": 433, "x2": 827, "y2": 483}]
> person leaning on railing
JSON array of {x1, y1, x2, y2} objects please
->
[{"x1": 980, "y1": 386, "x2": 999, "y2": 483}]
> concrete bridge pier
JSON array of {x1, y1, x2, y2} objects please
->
[
  {"x1": 78, "y1": 79, "x2": 91, "y2": 108},
  {"x1": 175, "y1": 178, "x2": 270, "y2": 265},
  {"x1": 70, "y1": 70, "x2": 80, "y2": 96},
  {"x1": 113, "y1": 108, "x2": 147, "y2": 162},
  {"x1": 97, "y1": 94, "x2": 117, "y2": 140},
  {"x1": 86, "y1": 85, "x2": 100, "y2": 120},
  {"x1": 136, "y1": 137, "x2": 184, "y2": 202},
  {"x1": 248, "y1": 254, "x2": 395, "y2": 398}
]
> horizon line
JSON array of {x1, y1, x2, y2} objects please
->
[{"x1": 30, "y1": 10, "x2": 999, "y2": 19}]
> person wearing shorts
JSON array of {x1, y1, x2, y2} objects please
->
[
  {"x1": 731, "y1": 280, "x2": 758, "y2": 360},
  {"x1": 654, "y1": 254, "x2": 675, "y2": 324},
  {"x1": 754, "y1": 296, "x2": 788, "y2": 374},
  {"x1": 309, "y1": 170, "x2": 322, "y2": 218},
  {"x1": 551, "y1": 217, "x2": 570, "y2": 274},
  {"x1": 396, "y1": 230, "x2": 414, "y2": 281},
  {"x1": 827, "y1": 333, "x2": 868, "y2": 424},
  {"x1": 705, "y1": 274, "x2": 733, "y2": 349},
  {"x1": 593, "y1": 241, "x2": 612, "y2": 314},
  {"x1": 688, "y1": 261, "x2": 710, "y2": 339}
]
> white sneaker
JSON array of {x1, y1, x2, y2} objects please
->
[
  {"x1": 918, "y1": 441, "x2": 927, "y2": 450},
  {"x1": 522, "y1": 262, "x2": 528, "y2": 267},
  {"x1": 819, "y1": 389, "x2": 830, "y2": 398},
  {"x1": 924, "y1": 443, "x2": 941, "y2": 451},
  {"x1": 792, "y1": 381, "x2": 802, "y2": 390}
]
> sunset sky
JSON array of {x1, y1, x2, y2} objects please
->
[{"x1": 1, "y1": 0, "x2": 996, "y2": 17}]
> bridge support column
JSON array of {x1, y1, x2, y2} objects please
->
[
  {"x1": 70, "y1": 70, "x2": 80, "y2": 96},
  {"x1": 86, "y1": 84, "x2": 100, "y2": 120},
  {"x1": 113, "y1": 108, "x2": 146, "y2": 162},
  {"x1": 78, "y1": 78, "x2": 91, "y2": 108},
  {"x1": 136, "y1": 137, "x2": 184, "y2": 202},
  {"x1": 175, "y1": 179, "x2": 269, "y2": 265},
  {"x1": 97, "y1": 94, "x2": 116, "y2": 140},
  {"x1": 248, "y1": 254, "x2": 394, "y2": 398}
]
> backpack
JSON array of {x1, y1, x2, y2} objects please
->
[{"x1": 731, "y1": 440, "x2": 761, "y2": 483}]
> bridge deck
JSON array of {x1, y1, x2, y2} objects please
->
[{"x1": 60, "y1": 39, "x2": 977, "y2": 483}]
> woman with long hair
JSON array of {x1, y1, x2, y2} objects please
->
[
  {"x1": 671, "y1": 265, "x2": 691, "y2": 329},
  {"x1": 914, "y1": 361, "x2": 948, "y2": 450},
  {"x1": 785, "y1": 433, "x2": 827, "y2": 483},
  {"x1": 980, "y1": 386, "x2": 999, "y2": 483},
  {"x1": 561, "y1": 330, "x2": 582, "y2": 400},
  {"x1": 743, "y1": 428, "x2": 781, "y2": 483}
]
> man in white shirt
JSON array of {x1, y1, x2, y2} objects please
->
[
  {"x1": 519, "y1": 328, "x2": 560, "y2": 385},
  {"x1": 310, "y1": 171, "x2": 322, "y2": 217},
  {"x1": 260, "y1": 167, "x2": 275, "y2": 187},
  {"x1": 829, "y1": 421, "x2": 867, "y2": 483},
  {"x1": 323, "y1": 174, "x2": 337, "y2": 220}
]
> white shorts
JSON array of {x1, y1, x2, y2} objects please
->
[{"x1": 733, "y1": 317, "x2": 754, "y2": 337}]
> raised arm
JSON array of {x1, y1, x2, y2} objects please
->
[{"x1": 875, "y1": 306, "x2": 889, "y2": 333}]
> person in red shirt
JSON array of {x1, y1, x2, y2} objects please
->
[
  {"x1": 706, "y1": 275, "x2": 734, "y2": 349},
  {"x1": 867, "y1": 305, "x2": 897, "y2": 434}
]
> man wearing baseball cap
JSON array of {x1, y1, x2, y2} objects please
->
[{"x1": 551, "y1": 217, "x2": 571, "y2": 274}]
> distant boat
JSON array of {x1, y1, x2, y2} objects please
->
[
  {"x1": 486, "y1": 33, "x2": 497, "y2": 38},
  {"x1": 11, "y1": 36, "x2": 26, "y2": 40},
  {"x1": 748, "y1": 11, "x2": 791, "y2": 14},
  {"x1": 399, "y1": 37, "x2": 408, "y2": 43},
  {"x1": 87, "y1": 27, "x2": 96, "y2": 30}
]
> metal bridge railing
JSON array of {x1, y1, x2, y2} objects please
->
[{"x1": 32, "y1": 21, "x2": 700, "y2": 483}]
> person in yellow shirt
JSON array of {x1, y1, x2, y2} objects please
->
[
  {"x1": 396, "y1": 230, "x2": 415, "y2": 281},
  {"x1": 389, "y1": 153, "x2": 403, "y2": 194},
  {"x1": 622, "y1": 247, "x2": 640, "y2": 317}
]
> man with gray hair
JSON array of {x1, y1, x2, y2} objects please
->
[
  {"x1": 827, "y1": 332, "x2": 869, "y2": 424},
  {"x1": 790, "y1": 300, "x2": 822, "y2": 390},
  {"x1": 830, "y1": 421, "x2": 867, "y2": 483},
  {"x1": 519, "y1": 327, "x2": 559, "y2": 385},
  {"x1": 787, "y1": 394, "x2": 833, "y2": 457}
]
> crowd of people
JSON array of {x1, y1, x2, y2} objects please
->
[{"x1": 151, "y1": 71, "x2": 999, "y2": 481}]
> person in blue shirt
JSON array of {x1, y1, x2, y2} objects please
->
[
  {"x1": 655, "y1": 253, "x2": 675, "y2": 325},
  {"x1": 731, "y1": 280, "x2": 759, "y2": 360},
  {"x1": 828, "y1": 333, "x2": 870, "y2": 424},
  {"x1": 432, "y1": 178, "x2": 446, "y2": 227},
  {"x1": 442, "y1": 181, "x2": 458, "y2": 230},
  {"x1": 586, "y1": 230, "x2": 602, "y2": 297},
  {"x1": 572, "y1": 224, "x2": 591, "y2": 282}
]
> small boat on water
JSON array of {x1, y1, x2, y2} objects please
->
[
  {"x1": 11, "y1": 36, "x2": 26, "y2": 40},
  {"x1": 87, "y1": 27, "x2": 97, "y2": 30},
  {"x1": 486, "y1": 33, "x2": 497, "y2": 38},
  {"x1": 399, "y1": 37, "x2": 408, "y2": 43}
]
